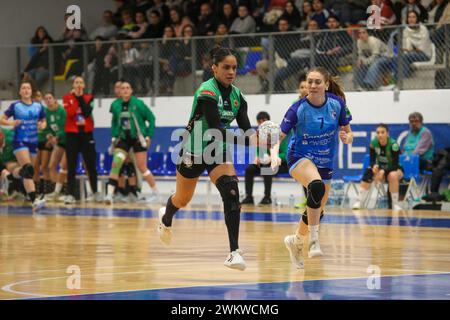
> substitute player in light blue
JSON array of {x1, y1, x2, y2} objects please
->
[
  {"x1": 276, "y1": 67, "x2": 353, "y2": 268},
  {"x1": 0, "y1": 81, "x2": 47, "y2": 211}
]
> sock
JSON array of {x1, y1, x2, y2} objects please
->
[
  {"x1": 55, "y1": 182, "x2": 63, "y2": 194},
  {"x1": 44, "y1": 180, "x2": 52, "y2": 194},
  {"x1": 308, "y1": 225, "x2": 319, "y2": 242},
  {"x1": 129, "y1": 186, "x2": 137, "y2": 196},
  {"x1": 29, "y1": 192, "x2": 36, "y2": 202},
  {"x1": 391, "y1": 193, "x2": 399, "y2": 206},
  {"x1": 162, "y1": 195, "x2": 179, "y2": 227}
]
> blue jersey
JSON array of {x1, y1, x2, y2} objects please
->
[
  {"x1": 4, "y1": 101, "x2": 46, "y2": 144},
  {"x1": 280, "y1": 93, "x2": 352, "y2": 169}
]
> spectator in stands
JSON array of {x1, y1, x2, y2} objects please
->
[
  {"x1": 401, "y1": 0, "x2": 429, "y2": 24},
  {"x1": 197, "y1": 2, "x2": 216, "y2": 36},
  {"x1": 241, "y1": 111, "x2": 289, "y2": 206},
  {"x1": 104, "y1": 38, "x2": 120, "y2": 93},
  {"x1": 171, "y1": 25, "x2": 195, "y2": 76},
  {"x1": 219, "y1": 2, "x2": 237, "y2": 30},
  {"x1": 147, "y1": 0, "x2": 170, "y2": 25},
  {"x1": 300, "y1": 0, "x2": 314, "y2": 29},
  {"x1": 135, "y1": 0, "x2": 152, "y2": 14},
  {"x1": 256, "y1": 17, "x2": 298, "y2": 93},
  {"x1": 30, "y1": 26, "x2": 52, "y2": 57},
  {"x1": 159, "y1": 26, "x2": 177, "y2": 95},
  {"x1": 169, "y1": 6, "x2": 193, "y2": 37},
  {"x1": 280, "y1": 0, "x2": 302, "y2": 29},
  {"x1": 355, "y1": 28, "x2": 389, "y2": 89},
  {"x1": 143, "y1": 10, "x2": 165, "y2": 39},
  {"x1": 371, "y1": 0, "x2": 397, "y2": 26},
  {"x1": 183, "y1": 0, "x2": 203, "y2": 25},
  {"x1": 89, "y1": 10, "x2": 118, "y2": 40},
  {"x1": 311, "y1": 0, "x2": 330, "y2": 28},
  {"x1": 427, "y1": 0, "x2": 448, "y2": 23},
  {"x1": 24, "y1": 37, "x2": 51, "y2": 89},
  {"x1": 121, "y1": 39, "x2": 140, "y2": 89},
  {"x1": 128, "y1": 11, "x2": 149, "y2": 39},
  {"x1": 201, "y1": 52, "x2": 213, "y2": 82},
  {"x1": 402, "y1": 112, "x2": 435, "y2": 171},
  {"x1": 112, "y1": 0, "x2": 135, "y2": 28},
  {"x1": 118, "y1": 10, "x2": 137, "y2": 36},
  {"x1": 431, "y1": 1, "x2": 450, "y2": 62},
  {"x1": 61, "y1": 29, "x2": 85, "y2": 78},
  {"x1": 230, "y1": 5, "x2": 257, "y2": 34},
  {"x1": 59, "y1": 13, "x2": 88, "y2": 42},
  {"x1": 133, "y1": 41, "x2": 154, "y2": 94},
  {"x1": 332, "y1": 0, "x2": 371, "y2": 26},
  {"x1": 88, "y1": 36, "x2": 111, "y2": 95}
]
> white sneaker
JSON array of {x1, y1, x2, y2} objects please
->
[
  {"x1": 64, "y1": 195, "x2": 76, "y2": 205},
  {"x1": 157, "y1": 206, "x2": 172, "y2": 245},
  {"x1": 128, "y1": 193, "x2": 138, "y2": 203},
  {"x1": 147, "y1": 193, "x2": 159, "y2": 203},
  {"x1": 308, "y1": 240, "x2": 323, "y2": 258},
  {"x1": 94, "y1": 192, "x2": 103, "y2": 203},
  {"x1": 32, "y1": 196, "x2": 46, "y2": 212},
  {"x1": 284, "y1": 235, "x2": 304, "y2": 269},
  {"x1": 45, "y1": 192, "x2": 60, "y2": 202},
  {"x1": 104, "y1": 194, "x2": 113, "y2": 205},
  {"x1": 392, "y1": 204, "x2": 403, "y2": 211},
  {"x1": 57, "y1": 194, "x2": 67, "y2": 202},
  {"x1": 224, "y1": 249, "x2": 246, "y2": 271},
  {"x1": 352, "y1": 201, "x2": 362, "y2": 210}
]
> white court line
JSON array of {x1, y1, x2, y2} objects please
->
[{"x1": 3, "y1": 270, "x2": 450, "y2": 300}]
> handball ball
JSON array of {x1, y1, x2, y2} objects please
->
[{"x1": 258, "y1": 120, "x2": 281, "y2": 143}]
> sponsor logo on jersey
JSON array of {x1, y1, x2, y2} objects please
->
[
  {"x1": 233, "y1": 99, "x2": 238, "y2": 107},
  {"x1": 331, "y1": 110, "x2": 337, "y2": 119}
]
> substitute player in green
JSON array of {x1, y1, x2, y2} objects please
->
[
  {"x1": 353, "y1": 123, "x2": 404, "y2": 211},
  {"x1": 104, "y1": 81, "x2": 157, "y2": 204},
  {"x1": 157, "y1": 47, "x2": 273, "y2": 271}
]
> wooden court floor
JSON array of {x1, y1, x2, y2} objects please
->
[{"x1": 0, "y1": 201, "x2": 449, "y2": 300}]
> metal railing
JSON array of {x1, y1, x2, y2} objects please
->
[{"x1": 1, "y1": 22, "x2": 449, "y2": 100}]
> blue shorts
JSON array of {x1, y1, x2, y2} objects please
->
[
  {"x1": 287, "y1": 156, "x2": 333, "y2": 183},
  {"x1": 13, "y1": 141, "x2": 38, "y2": 156}
]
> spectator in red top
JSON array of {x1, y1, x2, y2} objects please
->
[
  {"x1": 62, "y1": 76, "x2": 101, "y2": 204},
  {"x1": 371, "y1": 0, "x2": 397, "y2": 26}
]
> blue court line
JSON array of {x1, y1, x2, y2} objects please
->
[
  {"x1": 32, "y1": 273, "x2": 450, "y2": 300},
  {"x1": 1, "y1": 205, "x2": 450, "y2": 228}
]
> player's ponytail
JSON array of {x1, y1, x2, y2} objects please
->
[{"x1": 308, "y1": 67, "x2": 346, "y2": 102}]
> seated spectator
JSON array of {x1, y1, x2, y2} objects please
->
[
  {"x1": 280, "y1": 0, "x2": 302, "y2": 29},
  {"x1": 422, "y1": 147, "x2": 450, "y2": 202},
  {"x1": 171, "y1": 25, "x2": 195, "y2": 76},
  {"x1": 431, "y1": 1, "x2": 450, "y2": 62},
  {"x1": 89, "y1": 10, "x2": 118, "y2": 40},
  {"x1": 241, "y1": 111, "x2": 289, "y2": 206},
  {"x1": 30, "y1": 26, "x2": 52, "y2": 57},
  {"x1": 118, "y1": 10, "x2": 137, "y2": 36},
  {"x1": 143, "y1": 10, "x2": 165, "y2": 39},
  {"x1": 371, "y1": 0, "x2": 397, "y2": 26},
  {"x1": 219, "y1": 2, "x2": 237, "y2": 30},
  {"x1": 134, "y1": 42, "x2": 154, "y2": 94},
  {"x1": 159, "y1": 26, "x2": 177, "y2": 95},
  {"x1": 169, "y1": 6, "x2": 193, "y2": 37},
  {"x1": 104, "y1": 38, "x2": 120, "y2": 93},
  {"x1": 352, "y1": 124, "x2": 404, "y2": 211},
  {"x1": 23, "y1": 37, "x2": 51, "y2": 89},
  {"x1": 201, "y1": 52, "x2": 213, "y2": 82},
  {"x1": 87, "y1": 36, "x2": 111, "y2": 95},
  {"x1": 112, "y1": 0, "x2": 135, "y2": 28},
  {"x1": 402, "y1": 112, "x2": 435, "y2": 171},
  {"x1": 354, "y1": 28, "x2": 389, "y2": 89},
  {"x1": 197, "y1": 2, "x2": 216, "y2": 36},
  {"x1": 400, "y1": 0, "x2": 429, "y2": 24},
  {"x1": 300, "y1": 0, "x2": 314, "y2": 29},
  {"x1": 183, "y1": 0, "x2": 203, "y2": 25},
  {"x1": 311, "y1": 0, "x2": 330, "y2": 28},
  {"x1": 147, "y1": 0, "x2": 170, "y2": 25},
  {"x1": 332, "y1": 0, "x2": 371, "y2": 26},
  {"x1": 135, "y1": 0, "x2": 152, "y2": 14},
  {"x1": 59, "y1": 13, "x2": 88, "y2": 42},
  {"x1": 128, "y1": 11, "x2": 149, "y2": 39},
  {"x1": 230, "y1": 5, "x2": 257, "y2": 34},
  {"x1": 61, "y1": 29, "x2": 85, "y2": 78},
  {"x1": 256, "y1": 18, "x2": 298, "y2": 93},
  {"x1": 121, "y1": 38, "x2": 140, "y2": 89},
  {"x1": 427, "y1": 0, "x2": 448, "y2": 23}
]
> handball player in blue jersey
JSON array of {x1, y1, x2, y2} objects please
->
[
  {"x1": 0, "y1": 81, "x2": 47, "y2": 211},
  {"x1": 274, "y1": 67, "x2": 354, "y2": 268}
]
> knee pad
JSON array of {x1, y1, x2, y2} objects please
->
[
  {"x1": 19, "y1": 163, "x2": 34, "y2": 179},
  {"x1": 215, "y1": 175, "x2": 240, "y2": 212},
  {"x1": 111, "y1": 151, "x2": 127, "y2": 176},
  {"x1": 301, "y1": 210, "x2": 325, "y2": 225},
  {"x1": 362, "y1": 168, "x2": 374, "y2": 183},
  {"x1": 306, "y1": 179, "x2": 325, "y2": 209}
]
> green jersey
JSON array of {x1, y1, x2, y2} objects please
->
[
  {"x1": 0, "y1": 128, "x2": 16, "y2": 164},
  {"x1": 370, "y1": 137, "x2": 400, "y2": 170},
  {"x1": 38, "y1": 105, "x2": 66, "y2": 144},
  {"x1": 185, "y1": 78, "x2": 244, "y2": 155}
]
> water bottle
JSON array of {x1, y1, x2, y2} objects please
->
[{"x1": 289, "y1": 194, "x2": 295, "y2": 208}]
